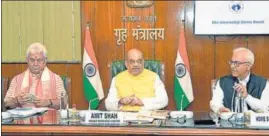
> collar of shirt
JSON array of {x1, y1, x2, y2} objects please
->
[{"x1": 237, "y1": 72, "x2": 250, "y2": 86}]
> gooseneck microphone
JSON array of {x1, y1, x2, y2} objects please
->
[{"x1": 231, "y1": 78, "x2": 239, "y2": 112}]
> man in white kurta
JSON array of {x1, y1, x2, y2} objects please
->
[{"x1": 210, "y1": 47, "x2": 269, "y2": 114}]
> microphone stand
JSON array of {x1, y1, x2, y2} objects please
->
[
  {"x1": 89, "y1": 97, "x2": 99, "y2": 110},
  {"x1": 180, "y1": 95, "x2": 184, "y2": 111},
  {"x1": 234, "y1": 83, "x2": 245, "y2": 126}
]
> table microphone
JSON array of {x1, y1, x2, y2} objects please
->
[
  {"x1": 231, "y1": 79, "x2": 239, "y2": 112},
  {"x1": 235, "y1": 79, "x2": 242, "y2": 98}
]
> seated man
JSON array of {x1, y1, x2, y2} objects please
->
[
  {"x1": 210, "y1": 47, "x2": 269, "y2": 114},
  {"x1": 105, "y1": 48, "x2": 168, "y2": 111},
  {"x1": 4, "y1": 42, "x2": 66, "y2": 110}
]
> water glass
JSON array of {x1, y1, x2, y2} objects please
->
[
  {"x1": 60, "y1": 92, "x2": 69, "y2": 124},
  {"x1": 235, "y1": 112, "x2": 245, "y2": 125},
  {"x1": 210, "y1": 111, "x2": 220, "y2": 126}
]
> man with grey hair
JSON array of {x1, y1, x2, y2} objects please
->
[
  {"x1": 4, "y1": 42, "x2": 66, "y2": 110},
  {"x1": 210, "y1": 47, "x2": 269, "y2": 114}
]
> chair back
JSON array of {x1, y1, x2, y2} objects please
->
[
  {"x1": 2, "y1": 77, "x2": 9, "y2": 111},
  {"x1": 109, "y1": 60, "x2": 165, "y2": 82},
  {"x1": 211, "y1": 79, "x2": 219, "y2": 98},
  {"x1": 61, "y1": 76, "x2": 72, "y2": 106}
]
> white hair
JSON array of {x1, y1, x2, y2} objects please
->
[
  {"x1": 26, "y1": 42, "x2": 47, "y2": 58},
  {"x1": 233, "y1": 47, "x2": 254, "y2": 65}
]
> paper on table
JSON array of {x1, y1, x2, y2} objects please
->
[
  {"x1": 138, "y1": 110, "x2": 169, "y2": 119},
  {"x1": 7, "y1": 107, "x2": 48, "y2": 118},
  {"x1": 122, "y1": 112, "x2": 154, "y2": 123},
  {"x1": 2, "y1": 112, "x2": 11, "y2": 119}
]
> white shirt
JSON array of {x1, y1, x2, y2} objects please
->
[
  {"x1": 105, "y1": 75, "x2": 168, "y2": 111},
  {"x1": 210, "y1": 74, "x2": 269, "y2": 113}
]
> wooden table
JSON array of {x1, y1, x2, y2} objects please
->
[
  {"x1": 2, "y1": 125, "x2": 269, "y2": 135},
  {"x1": 2, "y1": 110, "x2": 269, "y2": 135}
]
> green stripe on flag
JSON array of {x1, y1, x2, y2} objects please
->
[
  {"x1": 83, "y1": 73, "x2": 99, "y2": 109},
  {"x1": 174, "y1": 76, "x2": 191, "y2": 110}
]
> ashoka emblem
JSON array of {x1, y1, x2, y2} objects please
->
[
  {"x1": 175, "y1": 63, "x2": 186, "y2": 78},
  {"x1": 84, "y1": 63, "x2": 96, "y2": 77}
]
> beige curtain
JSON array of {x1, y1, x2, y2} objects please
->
[{"x1": 2, "y1": 1, "x2": 81, "y2": 62}]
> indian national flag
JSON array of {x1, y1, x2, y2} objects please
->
[
  {"x1": 174, "y1": 25, "x2": 194, "y2": 110},
  {"x1": 83, "y1": 25, "x2": 104, "y2": 110}
]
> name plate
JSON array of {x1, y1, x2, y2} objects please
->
[
  {"x1": 84, "y1": 111, "x2": 123, "y2": 125},
  {"x1": 250, "y1": 112, "x2": 269, "y2": 127}
]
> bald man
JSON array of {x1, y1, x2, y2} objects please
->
[
  {"x1": 105, "y1": 48, "x2": 168, "y2": 111},
  {"x1": 210, "y1": 47, "x2": 269, "y2": 114}
]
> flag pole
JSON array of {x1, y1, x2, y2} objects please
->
[{"x1": 181, "y1": 1, "x2": 186, "y2": 28}]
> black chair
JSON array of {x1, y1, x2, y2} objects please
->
[
  {"x1": 2, "y1": 77, "x2": 9, "y2": 111},
  {"x1": 61, "y1": 76, "x2": 72, "y2": 106}
]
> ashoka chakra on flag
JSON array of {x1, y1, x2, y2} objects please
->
[
  {"x1": 84, "y1": 63, "x2": 96, "y2": 77},
  {"x1": 175, "y1": 63, "x2": 186, "y2": 78}
]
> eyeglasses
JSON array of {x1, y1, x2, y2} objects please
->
[
  {"x1": 127, "y1": 59, "x2": 143, "y2": 65},
  {"x1": 228, "y1": 60, "x2": 250, "y2": 67},
  {"x1": 28, "y1": 58, "x2": 45, "y2": 64}
]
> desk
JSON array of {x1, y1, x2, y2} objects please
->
[
  {"x1": 2, "y1": 125, "x2": 269, "y2": 135},
  {"x1": 2, "y1": 110, "x2": 269, "y2": 136}
]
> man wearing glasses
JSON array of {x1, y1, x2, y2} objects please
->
[
  {"x1": 4, "y1": 42, "x2": 66, "y2": 110},
  {"x1": 105, "y1": 48, "x2": 168, "y2": 111},
  {"x1": 210, "y1": 47, "x2": 269, "y2": 114}
]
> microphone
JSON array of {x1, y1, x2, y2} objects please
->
[
  {"x1": 231, "y1": 78, "x2": 239, "y2": 112},
  {"x1": 233, "y1": 78, "x2": 245, "y2": 113},
  {"x1": 234, "y1": 79, "x2": 242, "y2": 98},
  {"x1": 180, "y1": 95, "x2": 184, "y2": 111}
]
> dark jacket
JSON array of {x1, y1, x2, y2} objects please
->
[{"x1": 219, "y1": 74, "x2": 267, "y2": 110}]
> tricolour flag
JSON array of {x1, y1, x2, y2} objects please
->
[
  {"x1": 174, "y1": 25, "x2": 194, "y2": 110},
  {"x1": 83, "y1": 25, "x2": 104, "y2": 110}
]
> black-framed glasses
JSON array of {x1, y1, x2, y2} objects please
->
[
  {"x1": 127, "y1": 59, "x2": 143, "y2": 65},
  {"x1": 228, "y1": 60, "x2": 250, "y2": 67}
]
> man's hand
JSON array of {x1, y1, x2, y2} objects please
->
[
  {"x1": 233, "y1": 83, "x2": 248, "y2": 98},
  {"x1": 17, "y1": 92, "x2": 32, "y2": 105},
  {"x1": 119, "y1": 94, "x2": 144, "y2": 106},
  {"x1": 218, "y1": 107, "x2": 231, "y2": 114},
  {"x1": 119, "y1": 96, "x2": 133, "y2": 105},
  {"x1": 129, "y1": 96, "x2": 143, "y2": 106},
  {"x1": 4, "y1": 97, "x2": 18, "y2": 109},
  {"x1": 33, "y1": 98, "x2": 51, "y2": 107}
]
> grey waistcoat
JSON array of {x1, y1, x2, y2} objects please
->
[{"x1": 219, "y1": 74, "x2": 267, "y2": 111}]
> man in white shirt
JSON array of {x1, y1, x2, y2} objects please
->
[
  {"x1": 105, "y1": 48, "x2": 168, "y2": 111},
  {"x1": 210, "y1": 47, "x2": 269, "y2": 114}
]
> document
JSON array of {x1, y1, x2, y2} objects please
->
[
  {"x1": 7, "y1": 107, "x2": 48, "y2": 118},
  {"x1": 138, "y1": 110, "x2": 169, "y2": 120},
  {"x1": 122, "y1": 112, "x2": 154, "y2": 123}
]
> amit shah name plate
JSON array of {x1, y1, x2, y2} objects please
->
[{"x1": 84, "y1": 111, "x2": 124, "y2": 125}]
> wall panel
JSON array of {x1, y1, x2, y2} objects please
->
[
  {"x1": 2, "y1": 1, "x2": 269, "y2": 112},
  {"x1": 248, "y1": 37, "x2": 269, "y2": 78}
]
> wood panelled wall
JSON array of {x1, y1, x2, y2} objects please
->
[{"x1": 2, "y1": 1, "x2": 269, "y2": 112}]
